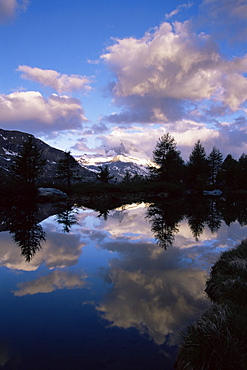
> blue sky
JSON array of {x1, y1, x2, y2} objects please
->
[{"x1": 0, "y1": 0, "x2": 247, "y2": 159}]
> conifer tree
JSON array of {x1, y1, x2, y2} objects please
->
[
  {"x1": 208, "y1": 146, "x2": 223, "y2": 187},
  {"x1": 149, "y1": 133, "x2": 184, "y2": 183},
  {"x1": 237, "y1": 153, "x2": 247, "y2": 189},
  {"x1": 186, "y1": 140, "x2": 209, "y2": 190},
  {"x1": 56, "y1": 150, "x2": 81, "y2": 187},
  {"x1": 221, "y1": 154, "x2": 238, "y2": 189},
  {"x1": 10, "y1": 136, "x2": 46, "y2": 189},
  {"x1": 96, "y1": 165, "x2": 114, "y2": 183}
]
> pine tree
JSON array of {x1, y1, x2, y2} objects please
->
[
  {"x1": 221, "y1": 154, "x2": 238, "y2": 189},
  {"x1": 96, "y1": 165, "x2": 114, "y2": 184},
  {"x1": 149, "y1": 133, "x2": 184, "y2": 183},
  {"x1": 10, "y1": 136, "x2": 46, "y2": 189},
  {"x1": 237, "y1": 153, "x2": 247, "y2": 189},
  {"x1": 208, "y1": 146, "x2": 223, "y2": 187},
  {"x1": 186, "y1": 140, "x2": 209, "y2": 190},
  {"x1": 56, "y1": 151, "x2": 81, "y2": 187}
]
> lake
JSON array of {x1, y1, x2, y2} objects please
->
[{"x1": 0, "y1": 197, "x2": 246, "y2": 369}]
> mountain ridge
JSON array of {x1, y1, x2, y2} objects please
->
[
  {"x1": 0, "y1": 128, "x2": 96, "y2": 183},
  {"x1": 75, "y1": 142, "x2": 154, "y2": 181}
]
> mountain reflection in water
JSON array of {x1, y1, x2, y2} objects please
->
[{"x1": 0, "y1": 197, "x2": 246, "y2": 369}]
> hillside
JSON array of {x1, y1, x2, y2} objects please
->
[{"x1": 0, "y1": 129, "x2": 96, "y2": 183}]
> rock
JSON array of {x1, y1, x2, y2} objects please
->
[
  {"x1": 38, "y1": 187, "x2": 67, "y2": 201},
  {"x1": 203, "y1": 189, "x2": 223, "y2": 196}
]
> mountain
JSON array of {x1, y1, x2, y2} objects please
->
[
  {"x1": 75, "y1": 142, "x2": 153, "y2": 181},
  {"x1": 0, "y1": 129, "x2": 96, "y2": 183}
]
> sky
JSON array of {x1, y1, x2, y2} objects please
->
[{"x1": 0, "y1": 0, "x2": 247, "y2": 160}]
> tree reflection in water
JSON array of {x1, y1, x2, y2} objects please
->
[
  {"x1": 146, "y1": 201, "x2": 184, "y2": 249},
  {"x1": 3, "y1": 195, "x2": 247, "y2": 261},
  {"x1": 146, "y1": 196, "x2": 247, "y2": 248},
  {"x1": 97, "y1": 209, "x2": 110, "y2": 221},
  {"x1": 185, "y1": 197, "x2": 210, "y2": 241},
  {"x1": 55, "y1": 207, "x2": 79, "y2": 233},
  {"x1": 7, "y1": 201, "x2": 46, "y2": 262}
]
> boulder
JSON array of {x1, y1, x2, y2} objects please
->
[{"x1": 38, "y1": 187, "x2": 67, "y2": 201}]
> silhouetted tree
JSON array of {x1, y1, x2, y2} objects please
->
[
  {"x1": 97, "y1": 165, "x2": 114, "y2": 183},
  {"x1": 149, "y1": 133, "x2": 184, "y2": 184},
  {"x1": 186, "y1": 140, "x2": 209, "y2": 191},
  {"x1": 10, "y1": 136, "x2": 46, "y2": 191},
  {"x1": 237, "y1": 153, "x2": 247, "y2": 190},
  {"x1": 220, "y1": 154, "x2": 238, "y2": 190},
  {"x1": 56, "y1": 150, "x2": 81, "y2": 187},
  {"x1": 207, "y1": 146, "x2": 223, "y2": 187}
]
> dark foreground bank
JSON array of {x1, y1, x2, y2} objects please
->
[{"x1": 174, "y1": 239, "x2": 247, "y2": 369}]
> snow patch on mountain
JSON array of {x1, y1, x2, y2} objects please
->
[{"x1": 74, "y1": 142, "x2": 154, "y2": 181}]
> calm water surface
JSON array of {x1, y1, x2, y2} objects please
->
[{"x1": 0, "y1": 201, "x2": 246, "y2": 369}]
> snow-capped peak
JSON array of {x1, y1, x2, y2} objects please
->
[{"x1": 74, "y1": 142, "x2": 154, "y2": 181}]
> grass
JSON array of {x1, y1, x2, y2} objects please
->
[{"x1": 174, "y1": 239, "x2": 247, "y2": 370}]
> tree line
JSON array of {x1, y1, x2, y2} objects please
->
[
  {"x1": 148, "y1": 133, "x2": 247, "y2": 192},
  {"x1": 3, "y1": 134, "x2": 247, "y2": 197}
]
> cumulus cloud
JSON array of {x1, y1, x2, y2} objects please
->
[
  {"x1": 0, "y1": 0, "x2": 29, "y2": 23},
  {"x1": 101, "y1": 20, "x2": 247, "y2": 124},
  {"x1": 13, "y1": 269, "x2": 88, "y2": 296},
  {"x1": 97, "y1": 264, "x2": 207, "y2": 345},
  {"x1": 96, "y1": 117, "x2": 247, "y2": 161},
  {"x1": 17, "y1": 65, "x2": 92, "y2": 94},
  {"x1": 96, "y1": 122, "x2": 219, "y2": 159},
  {"x1": 0, "y1": 226, "x2": 84, "y2": 271},
  {"x1": 0, "y1": 91, "x2": 87, "y2": 135}
]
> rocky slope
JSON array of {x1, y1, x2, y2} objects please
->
[{"x1": 0, "y1": 128, "x2": 96, "y2": 183}]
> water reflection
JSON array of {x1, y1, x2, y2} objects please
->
[
  {"x1": 146, "y1": 200, "x2": 184, "y2": 248},
  {"x1": 96, "y1": 241, "x2": 207, "y2": 346},
  {"x1": 13, "y1": 269, "x2": 88, "y2": 296},
  {"x1": 0, "y1": 197, "x2": 246, "y2": 369},
  {"x1": 55, "y1": 207, "x2": 79, "y2": 233},
  {"x1": 146, "y1": 197, "x2": 247, "y2": 248},
  {"x1": 6, "y1": 200, "x2": 46, "y2": 262}
]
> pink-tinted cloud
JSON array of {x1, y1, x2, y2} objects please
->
[
  {"x1": 201, "y1": 0, "x2": 247, "y2": 21},
  {"x1": 0, "y1": 91, "x2": 87, "y2": 135},
  {"x1": 0, "y1": 0, "x2": 29, "y2": 23},
  {"x1": 101, "y1": 21, "x2": 247, "y2": 124},
  {"x1": 165, "y1": 2, "x2": 193, "y2": 19},
  {"x1": 17, "y1": 65, "x2": 92, "y2": 94},
  {"x1": 199, "y1": 0, "x2": 247, "y2": 43},
  {"x1": 97, "y1": 123, "x2": 219, "y2": 158}
]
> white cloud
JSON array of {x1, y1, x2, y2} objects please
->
[
  {"x1": 97, "y1": 265, "x2": 207, "y2": 345},
  {"x1": 17, "y1": 65, "x2": 92, "y2": 94},
  {"x1": 13, "y1": 269, "x2": 87, "y2": 296},
  {"x1": 165, "y1": 2, "x2": 193, "y2": 19},
  {"x1": 97, "y1": 122, "x2": 219, "y2": 159},
  {"x1": 0, "y1": 91, "x2": 87, "y2": 135},
  {"x1": 96, "y1": 117, "x2": 247, "y2": 160},
  {"x1": 0, "y1": 0, "x2": 29, "y2": 23},
  {"x1": 101, "y1": 20, "x2": 247, "y2": 124},
  {"x1": 0, "y1": 227, "x2": 84, "y2": 271}
]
